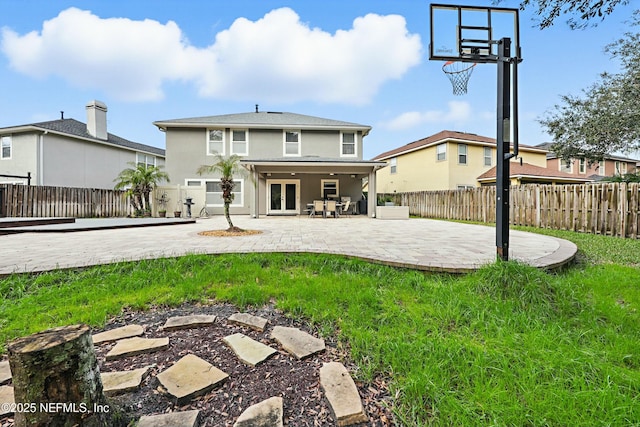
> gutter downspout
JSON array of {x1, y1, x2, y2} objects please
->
[{"x1": 38, "y1": 131, "x2": 48, "y2": 185}]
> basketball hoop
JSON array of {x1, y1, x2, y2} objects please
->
[{"x1": 442, "y1": 61, "x2": 476, "y2": 95}]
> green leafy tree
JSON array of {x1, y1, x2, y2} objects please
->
[
  {"x1": 507, "y1": 0, "x2": 632, "y2": 28},
  {"x1": 601, "y1": 171, "x2": 640, "y2": 182},
  {"x1": 197, "y1": 154, "x2": 249, "y2": 231},
  {"x1": 539, "y1": 13, "x2": 640, "y2": 163},
  {"x1": 114, "y1": 163, "x2": 170, "y2": 216}
]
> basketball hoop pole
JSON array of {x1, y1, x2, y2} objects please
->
[
  {"x1": 496, "y1": 37, "x2": 514, "y2": 261},
  {"x1": 429, "y1": 4, "x2": 521, "y2": 261}
]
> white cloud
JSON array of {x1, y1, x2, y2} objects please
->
[
  {"x1": 381, "y1": 101, "x2": 472, "y2": 130},
  {"x1": 1, "y1": 7, "x2": 421, "y2": 103}
]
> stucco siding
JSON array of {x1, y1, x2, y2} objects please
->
[
  {"x1": 42, "y1": 133, "x2": 161, "y2": 189},
  {"x1": 522, "y1": 151, "x2": 547, "y2": 167},
  {"x1": 376, "y1": 141, "x2": 549, "y2": 192},
  {"x1": 165, "y1": 128, "x2": 209, "y2": 188},
  {"x1": 0, "y1": 133, "x2": 38, "y2": 184},
  {"x1": 377, "y1": 145, "x2": 451, "y2": 192}
]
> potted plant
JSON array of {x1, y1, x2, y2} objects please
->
[
  {"x1": 174, "y1": 200, "x2": 182, "y2": 218},
  {"x1": 156, "y1": 192, "x2": 170, "y2": 218}
]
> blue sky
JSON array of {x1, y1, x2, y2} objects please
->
[{"x1": 0, "y1": 0, "x2": 637, "y2": 159}]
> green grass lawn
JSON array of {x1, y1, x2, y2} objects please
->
[{"x1": 1, "y1": 228, "x2": 639, "y2": 426}]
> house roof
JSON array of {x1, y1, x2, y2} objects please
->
[
  {"x1": 372, "y1": 130, "x2": 547, "y2": 161},
  {"x1": 153, "y1": 111, "x2": 371, "y2": 135},
  {"x1": 477, "y1": 162, "x2": 593, "y2": 183},
  {"x1": 536, "y1": 142, "x2": 640, "y2": 163},
  {"x1": 0, "y1": 118, "x2": 165, "y2": 157}
]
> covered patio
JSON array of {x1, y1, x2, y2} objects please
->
[{"x1": 241, "y1": 157, "x2": 385, "y2": 218}]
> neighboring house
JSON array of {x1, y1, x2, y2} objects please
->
[
  {"x1": 372, "y1": 130, "x2": 553, "y2": 192},
  {"x1": 477, "y1": 162, "x2": 592, "y2": 185},
  {"x1": 153, "y1": 110, "x2": 385, "y2": 217},
  {"x1": 0, "y1": 101, "x2": 165, "y2": 189},
  {"x1": 536, "y1": 142, "x2": 639, "y2": 180}
]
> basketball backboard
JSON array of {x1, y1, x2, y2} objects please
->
[{"x1": 429, "y1": 4, "x2": 520, "y2": 63}]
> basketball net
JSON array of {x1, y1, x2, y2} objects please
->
[{"x1": 442, "y1": 61, "x2": 476, "y2": 95}]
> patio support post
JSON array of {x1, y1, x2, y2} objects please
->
[
  {"x1": 252, "y1": 168, "x2": 260, "y2": 218},
  {"x1": 368, "y1": 170, "x2": 377, "y2": 218}
]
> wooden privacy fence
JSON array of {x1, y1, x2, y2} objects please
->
[
  {"x1": 0, "y1": 184, "x2": 133, "y2": 218},
  {"x1": 381, "y1": 182, "x2": 640, "y2": 239}
]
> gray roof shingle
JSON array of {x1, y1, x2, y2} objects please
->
[
  {"x1": 1, "y1": 118, "x2": 165, "y2": 157},
  {"x1": 154, "y1": 111, "x2": 371, "y2": 134}
]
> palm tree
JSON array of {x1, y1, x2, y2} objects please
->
[
  {"x1": 114, "y1": 162, "x2": 170, "y2": 216},
  {"x1": 197, "y1": 153, "x2": 247, "y2": 231}
]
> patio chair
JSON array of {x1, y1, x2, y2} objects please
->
[
  {"x1": 340, "y1": 196, "x2": 353, "y2": 216},
  {"x1": 341, "y1": 200, "x2": 352, "y2": 217},
  {"x1": 313, "y1": 200, "x2": 325, "y2": 218},
  {"x1": 325, "y1": 200, "x2": 337, "y2": 218},
  {"x1": 304, "y1": 204, "x2": 314, "y2": 217}
]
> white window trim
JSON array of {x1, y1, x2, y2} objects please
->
[
  {"x1": 436, "y1": 143, "x2": 446, "y2": 161},
  {"x1": 186, "y1": 178, "x2": 244, "y2": 207},
  {"x1": 1, "y1": 135, "x2": 11, "y2": 160},
  {"x1": 560, "y1": 159, "x2": 573, "y2": 173},
  {"x1": 458, "y1": 144, "x2": 468, "y2": 165},
  {"x1": 578, "y1": 158, "x2": 586, "y2": 174},
  {"x1": 207, "y1": 129, "x2": 226, "y2": 156},
  {"x1": 598, "y1": 160, "x2": 605, "y2": 176},
  {"x1": 283, "y1": 130, "x2": 301, "y2": 157},
  {"x1": 320, "y1": 179, "x2": 339, "y2": 199},
  {"x1": 390, "y1": 157, "x2": 397, "y2": 174},
  {"x1": 136, "y1": 152, "x2": 156, "y2": 167},
  {"x1": 615, "y1": 161, "x2": 627, "y2": 175},
  {"x1": 483, "y1": 147, "x2": 492, "y2": 166},
  {"x1": 340, "y1": 131, "x2": 357, "y2": 158},
  {"x1": 230, "y1": 129, "x2": 249, "y2": 156}
]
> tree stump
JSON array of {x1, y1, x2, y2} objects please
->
[{"x1": 8, "y1": 324, "x2": 126, "y2": 427}]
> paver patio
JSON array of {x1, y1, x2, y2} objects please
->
[{"x1": 0, "y1": 216, "x2": 576, "y2": 275}]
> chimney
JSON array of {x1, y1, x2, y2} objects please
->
[{"x1": 86, "y1": 100, "x2": 108, "y2": 140}]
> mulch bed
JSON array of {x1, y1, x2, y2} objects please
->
[{"x1": 1, "y1": 302, "x2": 394, "y2": 426}]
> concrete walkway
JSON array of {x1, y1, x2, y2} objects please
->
[{"x1": 0, "y1": 216, "x2": 577, "y2": 275}]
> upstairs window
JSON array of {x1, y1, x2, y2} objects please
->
[
  {"x1": 615, "y1": 161, "x2": 627, "y2": 175},
  {"x1": 136, "y1": 153, "x2": 156, "y2": 168},
  {"x1": 284, "y1": 131, "x2": 300, "y2": 156},
  {"x1": 390, "y1": 157, "x2": 397, "y2": 174},
  {"x1": 598, "y1": 160, "x2": 605, "y2": 176},
  {"x1": 436, "y1": 143, "x2": 446, "y2": 161},
  {"x1": 341, "y1": 132, "x2": 356, "y2": 156},
  {"x1": 579, "y1": 158, "x2": 586, "y2": 174},
  {"x1": 208, "y1": 129, "x2": 224, "y2": 155},
  {"x1": 1, "y1": 135, "x2": 11, "y2": 159},
  {"x1": 231, "y1": 130, "x2": 248, "y2": 156},
  {"x1": 560, "y1": 159, "x2": 573, "y2": 173},
  {"x1": 458, "y1": 144, "x2": 468, "y2": 165},
  {"x1": 483, "y1": 147, "x2": 492, "y2": 166}
]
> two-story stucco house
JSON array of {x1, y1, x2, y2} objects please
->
[
  {"x1": 0, "y1": 101, "x2": 165, "y2": 189},
  {"x1": 153, "y1": 110, "x2": 384, "y2": 218},
  {"x1": 373, "y1": 130, "x2": 590, "y2": 192}
]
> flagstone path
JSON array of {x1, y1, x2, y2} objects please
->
[{"x1": 0, "y1": 304, "x2": 390, "y2": 426}]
